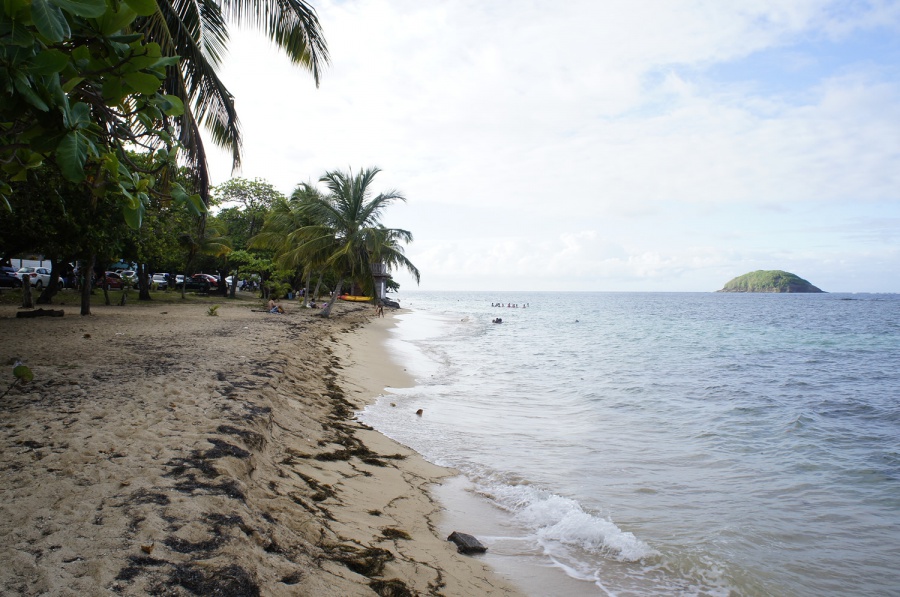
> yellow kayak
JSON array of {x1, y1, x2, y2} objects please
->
[{"x1": 338, "y1": 295, "x2": 374, "y2": 302}]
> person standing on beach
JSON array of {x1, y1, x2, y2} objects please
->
[{"x1": 375, "y1": 300, "x2": 384, "y2": 317}]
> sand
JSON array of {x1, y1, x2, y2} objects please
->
[{"x1": 0, "y1": 294, "x2": 525, "y2": 596}]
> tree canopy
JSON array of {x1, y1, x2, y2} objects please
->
[{"x1": 0, "y1": 0, "x2": 204, "y2": 225}]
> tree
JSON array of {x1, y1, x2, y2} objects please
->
[
  {"x1": 254, "y1": 168, "x2": 419, "y2": 317},
  {"x1": 251, "y1": 183, "x2": 328, "y2": 306},
  {"x1": 138, "y1": 1, "x2": 329, "y2": 198},
  {"x1": 211, "y1": 177, "x2": 283, "y2": 295},
  {"x1": 177, "y1": 221, "x2": 231, "y2": 298},
  {"x1": 0, "y1": 0, "x2": 204, "y2": 224}
]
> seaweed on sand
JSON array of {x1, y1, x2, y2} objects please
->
[
  {"x1": 370, "y1": 579, "x2": 414, "y2": 597},
  {"x1": 328, "y1": 545, "x2": 394, "y2": 577},
  {"x1": 168, "y1": 563, "x2": 260, "y2": 597}
]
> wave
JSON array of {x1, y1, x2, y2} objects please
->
[{"x1": 472, "y1": 476, "x2": 658, "y2": 563}]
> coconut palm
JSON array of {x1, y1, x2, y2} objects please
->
[
  {"x1": 252, "y1": 168, "x2": 419, "y2": 317},
  {"x1": 137, "y1": 0, "x2": 329, "y2": 199},
  {"x1": 303, "y1": 167, "x2": 419, "y2": 316}
]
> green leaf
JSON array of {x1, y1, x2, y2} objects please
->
[
  {"x1": 122, "y1": 202, "x2": 143, "y2": 229},
  {"x1": 101, "y1": 75, "x2": 123, "y2": 101},
  {"x1": 122, "y1": 0, "x2": 156, "y2": 17},
  {"x1": 13, "y1": 364, "x2": 33, "y2": 383},
  {"x1": 159, "y1": 93, "x2": 184, "y2": 116},
  {"x1": 31, "y1": 0, "x2": 70, "y2": 42},
  {"x1": 13, "y1": 73, "x2": 49, "y2": 111},
  {"x1": 60, "y1": 75, "x2": 83, "y2": 93},
  {"x1": 96, "y1": 4, "x2": 136, "y2": 35},
  {"x1": 69, "y1": 101, "x2": 90, "y2": 127},
  {"x1": 51, "y1": 0, "x2": 105, "y2": 18},
  {"x1": 71, "y1": 44, "x2": 89, "y2": 61},
  {"x1": 122, "y1": 71, "x2": 160, "y2": 95},
  {"x1": 2, "y1": 0, "x2": 31, "y2": 17},
  {"x1": 107, "y1": 32, "x2": 143, "y2": 43},
  {"x1": 0, "y1": 17, "x2": 37, "y2": 46},
  {"x1": 187, "y1": 192, "x2": 206, "y2": 215},
  {"x1": 27, "y1": 48, "x2": 68, "y2": 74},
  {"x1": 56, "y1": 130, "x2": 88, "y2": 181}
]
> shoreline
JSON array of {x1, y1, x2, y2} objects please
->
[
  {"x1": 0, "y1": 295, "x2": 523, "y2": 595},
  {"x1": 329, "y1": 309, "x2": 528, "y2": 596}
]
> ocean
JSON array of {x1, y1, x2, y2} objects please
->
[{"x1": 357, "y1": 291, "x2": 900, "y2": 596}]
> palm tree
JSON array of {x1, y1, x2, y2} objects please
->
[
  {"x1": 251, "y1": 168, "x2": 419, "y2": 317},
  {"x1": 137, "y1": 0, "x2": 329, "y2": 199},
  {"x1": 302, "y1": 167, "x2": 419, "y2": 316},
  {"x1": 250, "y1": 184, "x2": 327, "y2": 305}
]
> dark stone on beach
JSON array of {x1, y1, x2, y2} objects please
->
[
  {"x1": 447, "y1": 531, "x2": 487, "y2": 554},
  {"x1": 16, "y1": 308, "x2": 64, "y2": 318}
]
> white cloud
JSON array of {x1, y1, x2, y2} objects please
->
[{"x1": 205, "y1": 0, "x2": 900, "y2": 292}]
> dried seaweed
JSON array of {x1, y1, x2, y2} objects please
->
[
  {"x1": 170, "y1": 563, "x2": 260, "y2": 596},
  {"x1": 370, "y1": 579, "x2": 414, "y2": 597}
]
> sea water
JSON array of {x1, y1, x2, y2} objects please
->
[{"x1": 357, "y1": 292, "x2": 900, "y2": 596}]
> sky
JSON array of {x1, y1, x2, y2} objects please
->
[{"x1": 205, "y1": 0, "x2": 900, "y2": 293}]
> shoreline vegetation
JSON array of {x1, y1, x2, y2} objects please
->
[{"x1": 0, "y1": 295, "x2": 523, "y2": 596}]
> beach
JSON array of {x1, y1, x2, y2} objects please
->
[{"x1": 0, "y1": 295, "x2": 523, "y2": 596}]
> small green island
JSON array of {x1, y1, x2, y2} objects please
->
[{"x1": 718, "y1": 270, "x2": 824, "y2": 293}]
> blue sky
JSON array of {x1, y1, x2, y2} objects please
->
[{"x1": 206, "y1": 0, "x2": 900, "y2": 292}]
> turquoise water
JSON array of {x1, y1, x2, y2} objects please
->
[{"x1": 358, "y1": 292, "x2": 900, "y2": 596}]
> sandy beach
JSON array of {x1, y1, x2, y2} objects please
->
[{"x1": 0, "y1": 294, "x2": 524, "y2": 596}]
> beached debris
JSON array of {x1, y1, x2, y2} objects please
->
[
  {"x1": 168, "y1": 563, "x2": 260, "y2": 596},
  {"x1": 328, "y1": 545, "x2": 395, "y2": 577},
  {"x1": 370, "y1": 578, "x2": 414, "y2": 597},
  {"x1": 447, "y1": 531, "x2": 487, "y2": 554},
  {"x1": 380, "y1": 527, "x2": 411, "y2": 541},
  {"x1": 15, "y1": 308, "x2": 63, "y2": 318}
]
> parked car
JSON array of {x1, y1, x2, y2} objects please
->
[
  {"x1": 0, "y1": 266, "x2": 23, "y2": 288},
  {"x1": 151, "y1": 274, "x2": 168, "y2": 289},
  {"x1": 17, "y1": 266, "x2": 52, "y2": 289},
  {"x1": 101, "y1": 271, "x2": 125, "y2": 289},
  {"x1": 175, "y1": 274, "x2": 212, "y2": 292},
  {"x1": 121, "y1": 270, "x2": 138, "y2": 283},
  {"x1": 193, "y1": 273, "x2": 219, "y2": 288}
]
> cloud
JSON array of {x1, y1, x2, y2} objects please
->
[{"x1": 205, "y1": 0, "x2": 900, "y2": 292}]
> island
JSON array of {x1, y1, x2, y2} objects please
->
[{"x1": 718, "y1": 270, "x2": 824, "y2": 293}]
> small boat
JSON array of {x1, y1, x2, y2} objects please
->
[{"x1": 338, "y1": 295, "x2": 374, "y2": 302}]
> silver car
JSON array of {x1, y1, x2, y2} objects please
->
[{"x1": 151, "y1": 274, "x2": 168, "y2": 289}]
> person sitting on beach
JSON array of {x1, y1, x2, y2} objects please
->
[{"x1": 268, "y1": 299, "x2": 284, "y2": 314}]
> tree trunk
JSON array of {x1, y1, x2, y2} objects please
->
[
  {"x1": 138, "y1": 263, "x2": 151, "y2": 300},
  {"x1": 80, "y1": 257, "x2": 94, "y2": 316},
  {"x1": 36, "y1": 259, "x2": 60, "y2": 305},
  {"x1": 301, "y1": 271, "x2": 311, "y2": 308},
  {"x1": 312, "y1": 273, "x2": 323, "y2": 302},
  {"x1": 229, "y1": 270, "x2": 238, "y2": 299},
  {"x1": 320, "y1": 278, "x2": 343, "y2": 318},
  {"x1": 21, "y1": 275, "x2": 33, "y2": 309},
  {"x1": 217, "y1": 268, "x2": 228, "y2": 297}
]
